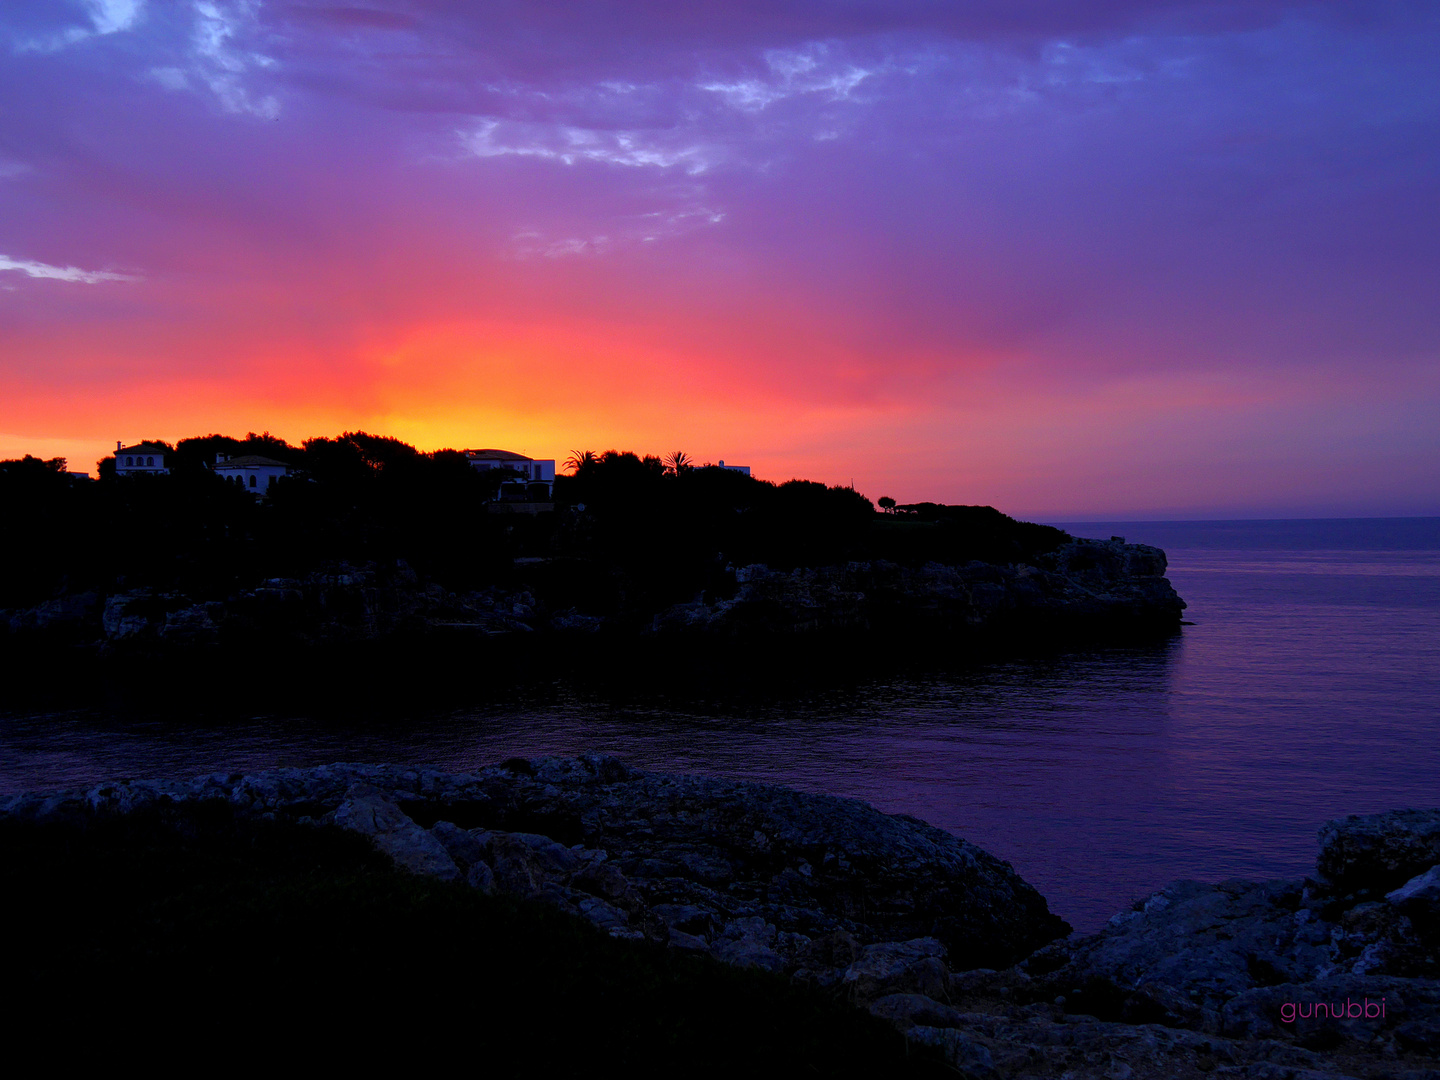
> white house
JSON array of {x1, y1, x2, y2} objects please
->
[
  {"x1": 213, "y1": 453, "x2": 291, "y2": 494},
  {"x1": 716, "y1": 460, "x2": 751, "y2": 476},
  {"x1": 464, "y1": 449, "x2": 556, "y2": 492},
  {"x1": 115, "y1": 442, "x2": 170, "y2": 475}
]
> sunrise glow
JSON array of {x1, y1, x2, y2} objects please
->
[{"x1": 3, "y1": 2, "x2": 1438, "y2": 517}]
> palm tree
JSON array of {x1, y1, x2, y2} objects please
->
[
  {"x1": 664, "y1": 450, "x2": 692, "y2": 476},
  {"x1": 565, "y1": 450, "x2": 599, "y2": 474}
]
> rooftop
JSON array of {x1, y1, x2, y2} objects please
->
[
  {"x1": 464, "y1": 448, "x2": 533, "y2": 461},
  {"x1": 215, "y1": 455, "x2": 290, "y2": 469}
]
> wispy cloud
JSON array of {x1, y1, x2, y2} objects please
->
[
  {"x1": 13, "y1": 0, "x2": 144, "y2": 52},
  {"x1": 87, "y1": 0, "x2": 144, "y2": 35},
  {"x1": 0, "y1": 255, "x2": 138, "y2": 284},
  {"x1": 142, "y1": 2, "x2": 279, "y2": 117},
  {"x1": 188, "y1": 1, "x2": 279, "y2": 118},
  {"x1": 702, "y1": 45, "x2": 875, "y2": 112},
  {"x1": 510, "y1": 205, "x2": 725, "y2": 259},
  {"x1": 461, "y1": 119, "x2": 715, "y2": 173}
]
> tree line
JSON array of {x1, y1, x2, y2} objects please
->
[{"x1": 0, "y1": 435, "x2": 1069, "y2": 613}]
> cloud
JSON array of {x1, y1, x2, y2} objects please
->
[
  {"x1": 702, "y1": 45, "x2": 874, "y2": 112},
  {"x1": 0, "y1": 255, "x2": 138, "y2": 284},
  {"x1": 87, "y1": 0, "x2": 143, "y2": 35},
  {"x1": 461, "y1": 119, "x2": 715, "y2": 173},
  {"x1": 510, "y1": 205, "x2": 725, "y2": 258},
  {"x1": 189, "y1": 1, "x2": 280, "y2": 118},
  {"x1": 11, "y1": 0, "x2": 143, "y2": 52}
]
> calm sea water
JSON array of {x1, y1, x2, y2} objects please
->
[{"x1": 3, "y1": 517, "x2": 1438, "y2": 931}]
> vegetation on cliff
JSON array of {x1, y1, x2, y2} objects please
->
[
  {"x1": 3, "y1": 436, "x2": 1076, "y2": 605},
  {"x1": 1, "y1": 437, "x2": 1182, "y2": 706},
  {"x1": 2, "y1": 434, "x2": 1073, "y2": 615}
]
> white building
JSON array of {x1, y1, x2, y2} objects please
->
[
  {"x1": 214, "y1": 453, "x2": 291, "y2": 494},
  {"x1": 716, "y1": 460, "x2": 751, "y2": 476},
  {"x1": 464, "y1": 449, "x2": 556, "y2": 491},
  {"x1": 115, "y1": 442, "x2": 170, "y2": 475}
]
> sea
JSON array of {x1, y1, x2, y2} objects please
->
[{"x1": 3, "y1": 516, "x2": 1438, "y2": 932}]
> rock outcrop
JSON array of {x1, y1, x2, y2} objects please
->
[
  {"x1": 9, "y1": 761, "x2": 1426, "y2": 1077},
  {"x1": 970, "y1": 808, "x2": 1440, "y2": 1078},
  {"x1": 656, "y1": 539, "x2": 1184, "y2": 637},
  {"x1": 0, "y1": 755, "x2": 1068, "y2": 973},
  {"x1": 1, "y1": 537, "x2": 1184, "y2": 651}
]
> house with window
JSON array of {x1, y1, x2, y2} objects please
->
[
  {"x1": 213, "y1": 453, "x2": 292, "y2": 495},
  {"x1": 465, "y1": 448, "x2": 556, "y2": 513},
  {"x1": 716, "y1": 460, "x2": 751, "y2": 476},
  {"x1": 115, "y1": 442, "x2": 170, "y2": 475},
  {"x1": 465, "y1": 449, "x2": 556, "y2": 489}
]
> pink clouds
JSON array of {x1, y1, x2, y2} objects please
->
[{"x1": 0, "y1": 1, "x2": 1437, "y2": 513}]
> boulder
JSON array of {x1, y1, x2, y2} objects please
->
[
  {"x1": 333, "y1": 784, "x2": 460, "y2": 882},
  {"x1": 844, "y1": 938, "x2": 952, "y2": 1004},
  {"x1": 1389, "y1": 865, "x2": 1440, "y2": 906},
  {"x1": 868, "y1": 992, "x2": 967, "y2": 1030},
  {"x1": 713, "y1": 916, "x2": 785, "y2": 972},
  {"x1": 905, "y1": 1025, "x2": 996, "y2": 1078},
  {"x1": 430, "y1": 820, "x2": 490, "y2": 869},
  {"x1": 1029, "y1": 879, "x2": 1334, "y2": 1025},
  {"x1": 1317, "y1": 809, "x2": 1440, "y2": 896},
  {"x1": 102, "y1": 592, "x2": 157, "y2": 639}
]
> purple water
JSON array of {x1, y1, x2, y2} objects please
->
[{"x1": 3, "y1": 517, "x2": 1438, "y2": 931}]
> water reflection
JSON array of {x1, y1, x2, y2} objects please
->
[
  {"x1": 0, "y1": 639, "x2": 1186, "y2": 929},
  {"x1": 4, "y1": 523, "x2": 1439, "y2": 933}
]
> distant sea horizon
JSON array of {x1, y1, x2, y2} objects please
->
[{"x1": 1046, "y1": 513, "x2": 1440, "y2": 529}]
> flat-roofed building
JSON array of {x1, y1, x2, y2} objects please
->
[
  {"x1": 465, "y1": 448, "x2": 556, "y2": 513},
  {"x1": 214, "y1": 453, "x2": 292, "y2": 495},
  {"x1": 464, "y1": 449, "x2": 555, "y2": 490},
  {"x1": 115, "y1": 442, "x2": 170, "y2": 475}
]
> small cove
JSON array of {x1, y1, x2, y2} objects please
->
[{"x1": 4, "y1": 516, "x2": 1437, "y2": 932}]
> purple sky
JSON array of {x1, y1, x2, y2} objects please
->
[{"x1": 2, "y1": 1, "x2": 1437, "y2": 517}]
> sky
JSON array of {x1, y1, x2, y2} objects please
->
[{"x1": 2, "y1": 1, "x2": 1438, "y2": 518}]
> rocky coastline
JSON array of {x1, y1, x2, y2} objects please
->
[
  {"x1": 2, "y1": 535, "x2": 1184, "y2": 652},
  {"x1": 4, "y1": 756, "x2": 1435, "y2": 1078}
]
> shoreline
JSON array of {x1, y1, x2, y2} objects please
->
[{"x1": 4, "y1": 756, "x2": 1436, "y2": 1077}]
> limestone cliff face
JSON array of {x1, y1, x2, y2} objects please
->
[
  {"x1": 1, "y1": 538, "x2": 1184, "y2": 649},
  {"x1": 657, "y1": 538, "x2": 1185, "y2": 638}
]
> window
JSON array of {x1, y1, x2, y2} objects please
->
[
  {"x1": 146, "y1": 457, "x2": 154, "y2": 467},
  {"x1": 249, "y1": 474, "x2": 257, "y2": 488},
  {"x1": 125, "y1": 457, "x2": 133, "y2": 466}
]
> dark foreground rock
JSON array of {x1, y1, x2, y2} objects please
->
[
  {"x1": 0, "y1": 756, "x2": 1068, "y2": 975},
  {"x1": 980, "y1": 807, "x2": 1440, "y2": 1079},
  {"x1": 4, "y1": 762, "x2": 1433, "y2": 1078}
]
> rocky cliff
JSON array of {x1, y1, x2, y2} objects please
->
[{"x1": 1, "y1": 536, "x2": 1184, "y2": 651}]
